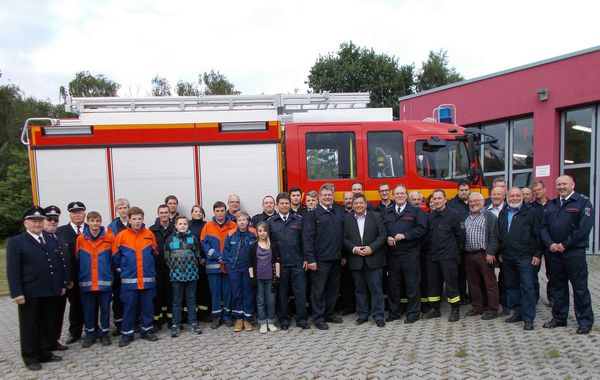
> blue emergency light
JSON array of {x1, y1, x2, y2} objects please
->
[{"x1": 433, "y1": 104, "x2": 456, "y2": 124}]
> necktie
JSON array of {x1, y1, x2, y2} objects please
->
[
  {"x1": 283, "y1": 216, "x2": 287, "y2": 222},
  {"x1": 77, "y1": 225, "x2": 82, "y2": 235},
  {"x1": 560, "y1": 198, "x2": 565, "y2": 206},
  {"x1": 38, "y1": 236, "x2": 46, "y2": 247}
]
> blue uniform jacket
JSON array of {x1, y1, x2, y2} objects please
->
[
  {"x1": 7, "y1": 231, "x2": 68, "y2": 298},
  {"x1": 383, "y1": 203, "x2": 427, "y2": 253},
  {"x1": 268, "y1": 213, "x2": 304, "y2": 265},
  {"x1": 540, "y1": 192, "x2": 594, "y2": 250},
  {"x1": 302, "y1": 204, "x2": 343, "y2": 263},
  {"x1": 223, "y1": 228, "x2": 257, "y2": 271}
]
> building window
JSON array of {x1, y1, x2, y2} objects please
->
[
  {"x1": 305, "y1": 132, "x2": 356, "y2": 180},
  {"x1": 367, "y1": 131, "x2": 405, "y2": 178},
  {"x1": 480, "y1": 117, "x2": 534, "y2": 188},
  {"x1": 561, "y1": 107, "x2": 594, "y2": 197}
]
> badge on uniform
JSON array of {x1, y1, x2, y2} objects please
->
[{"x1": 584, "y1": 207, "x2": 592, "y2": 216}]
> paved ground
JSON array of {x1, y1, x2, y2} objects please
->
[{"x1": 1, "y1": 258, "x2": 600, "y2": 379}]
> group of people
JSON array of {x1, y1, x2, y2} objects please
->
[{"x1": 6, "y1": 176, "x2": 595, "y2": 371}]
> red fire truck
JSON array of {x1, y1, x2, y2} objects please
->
[{"x1": 21, "y1": 93, "x2": 488, "y2": 224}]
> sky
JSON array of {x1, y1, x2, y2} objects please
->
[{"x1": 1, "y1": 0, "x2": 599, "y2": 103}]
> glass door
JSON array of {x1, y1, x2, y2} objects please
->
[{"x1": 561, "y1": 106, "x2": 597, "y2": 253}]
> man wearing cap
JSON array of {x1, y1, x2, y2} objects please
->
[
  {"x1": 43, "y1": 205, "x2": 70, "y2": 351},
  {"x1": 7, "y1": 207, "x2": 68, "y2": 370},
  {"x1": 57, "y1": 201, "x2": 87, "y2": 344}
]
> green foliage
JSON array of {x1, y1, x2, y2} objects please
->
[
  {"x1": 0, "y1": 149, "x2": 31, "y2": 237},
  {"x1": 308, "y1": 41, "x2": 415, "y2": 117},
  {"x1": 0, "y1": 80, "x2": 72, "y2": 238},
  {"x1": 151, "y1": 75, "x2": 172, "y2": 96},
  {"x1": 416, "y1": 49, "x2": 464, "y2": 92},
  {"x1": 60, "y1": 70, "x2": 120, "y2": 101},
  {"x1": 200, "y1": 70, "x2": 240, "y2": 95},
  {"x1": 176, "y1": 80, "x2": 200, "y2": 96}
]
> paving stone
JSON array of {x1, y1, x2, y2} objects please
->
[{"x1": 1, "y1": 258, "x2": 600, "y2": 378}]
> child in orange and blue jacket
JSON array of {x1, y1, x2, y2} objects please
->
[
  {"x1": 75, "y1": 211, "x2": 114, "y2": 348},
  {"x1": 200, "y1": 201, "x2": 237, "y2": 329},
  {"x1": 112, "y1": 207, "x2": 159, "y2": 347}
]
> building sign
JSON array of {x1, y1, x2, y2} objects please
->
[{"x1": 535, "y1": 165, "x2": 551, "y2": 177}]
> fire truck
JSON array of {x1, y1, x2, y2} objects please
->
[{"x1": 21, "y1": 93, "x2": 488, "y2": 224}]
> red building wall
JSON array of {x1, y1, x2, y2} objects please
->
[{"x1": 399, "y1": 48, "x2": 600, "y2": 198}]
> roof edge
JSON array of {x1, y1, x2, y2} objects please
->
[{"x1": 399, "y1": 45, "x2": 600, "y2": 102}]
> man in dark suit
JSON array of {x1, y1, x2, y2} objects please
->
[
  {"x1": 57, "y1": 201, "x2": 87, "y2": 344},
  {"x1": 43, "y1": 205, "x2": 70, "y2": 351},
  {"x1": 7, "y1": 207, "x2": 68, "y2": 370},
  {"x1": 302, "y1": 183, "x2": 344, "y2": 330},
  {"x1": 383, "y1": 185, "x2": 427, "y2": 324},
  {"x1": 343, "y1": 193, "x2": 388, "y2": 327}
]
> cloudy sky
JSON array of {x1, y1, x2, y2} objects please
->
[{"x1": 1, "y1": 0, "x2": 599, "y2": 103}]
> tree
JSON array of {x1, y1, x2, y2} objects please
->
[
  {"x1": 308, "y1": 41, "x2": 414, "y2": 117},
  {"x1": 0, "y1": 76, "x2": 72, "y2": 238},
  {"x1": 60, "y1": 71, "x2": 120, "y2": 101},
  {"x1": 200, "y1": 70, "x2": 240, "y2": 95},
  {"x1": 175, "y1": 80, "x2": 200, "y2": 96},
  {"x1": 151, "y1": 75, "x2": 171, "y2": 96},
  {"x1": 416, "y1": 49, "x2": 464, "y2": 92}
]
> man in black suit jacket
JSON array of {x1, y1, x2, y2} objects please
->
[
  {"x1": 56, "y1": 201, "x2": 87, "y2": 344},
  {"x1": 302, "y1": 183, "x2": 344, "y2": 330},
  {"x1": 342, "y1": 193, "x2": 387, "y2": 327},
  {"x1": 7, "y1": 207, "x2": 68, "y2": 370},
  {"x1": 383, "y1": 185, "x2": 427, "y2": 323}
]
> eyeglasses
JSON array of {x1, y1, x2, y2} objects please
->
[
  {"x1": 47, "y1": 218, "x2": 59, "y2": 223},
  {"x1": 379, "y1": 189, "x2": 390, "y2": 193}
]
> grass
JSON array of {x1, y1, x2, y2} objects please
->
[
  {"x1": 548, "y1": 348, "x2": 560, "y2": 359},
  {"x1": 455, "y1": 346, "x2": 467, "y2": 358},
  {"x1": 0, "y1": 239, "x2": 6, "y2": 296}
]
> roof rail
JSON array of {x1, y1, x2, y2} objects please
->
[{"x1": 66, "y1": 93, "x2": 371, "y2": 115}]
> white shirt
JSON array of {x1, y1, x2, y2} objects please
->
[
  {"x1": 487, "y1": 202, "x2": 504, "y2": 217},
  {"x1": 354, "y1": 212, "x2": 367, "y2": 241},
  {"x1": 70, "y1": 222, "x2": 83, "y2": 234},
  {"x1": 279, "y1": 213, "x2": 289, "y2": 222},
  {"x1": 27, "y1": 231, "x2": 44, "y2": 244},
  {"x1": 395, "y1": 203, "x2": 406, "y2": 214},
  {"x1": 562, "y1": 191, "x2": 575, "y2": 202}
]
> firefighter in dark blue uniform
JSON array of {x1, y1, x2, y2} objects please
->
[
  {"x1": 383, "y1": 184, "x2": 427, "y2": 323},
  {"x1": 268, "y1": 192, "x2": 310, "y2": 329},
  {"x1": 43, "y1": 205, "x2": 70, "y2": 351},
  {"x1": 540, "y1": 175, "x2": 594, "y2": 334},
  {"x1": 423, "y1": 189, "x2": 466, "y2": 322},
  {"x1": 302, "y1": 183, "x2": 344, "y2": 330},
  {"x1": 7, "y1": 207, "x2": 68, "y2": 370}
]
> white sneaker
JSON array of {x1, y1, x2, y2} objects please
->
[
  {"x1": 259, "y1": 324, "x2": 267, "y2": 334},
  {"x1": 268, "y1": 324, "x2": 278, "y2": 332}
]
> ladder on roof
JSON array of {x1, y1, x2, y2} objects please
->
[{"x1": 65, "y1": 93, "x2": 371, "y2": 115}]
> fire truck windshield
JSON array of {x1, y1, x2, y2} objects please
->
[{"x1": 415, "y1": 139, "x2": 470, "y2": 182}]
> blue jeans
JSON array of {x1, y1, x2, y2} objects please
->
[
  {"x1": 352, "y1": 267, "x2": 385, "y2": 321},
  {"x1": 228, "y1": 267, "x2": 254, "y2": 321},
  {"x1": 172, "y1": 281, "x2": 197, "y2": 326},
  {"x1": 256, "y1": 279, "x2": 276, "y2": 324},
  {"x1": 207, "y1": 273, "x2": 232, "y2": 321},
  {"x1": 503, "y1": 257, "x2": 536, "y2": 323},
  {"x1": 81, "y1": 291, "x2": 112, "y2": 339},
  {"x1": 279, "y1": 264, "x2": 307, "y2": 325}
]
